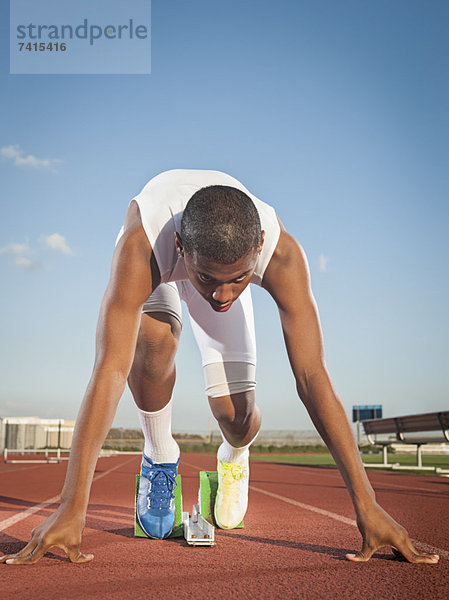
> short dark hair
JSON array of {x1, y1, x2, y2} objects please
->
[{"x1": 181, "y1": 185, "x2": 262, "y2": 264}]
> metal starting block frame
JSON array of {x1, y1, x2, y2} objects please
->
[
  {"x1": 134, "y1": 473, "x2": 216, "y2": 545},
  {"x1": 183, "y1": 504, "x2": 215, "y2": 546},
  {"x1": 134, "y1": 470, "x2": 244, "y2": 545}
]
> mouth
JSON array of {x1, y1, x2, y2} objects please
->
[{"x1": 210, "y1": 301, "x2": 232, "y2": 313}]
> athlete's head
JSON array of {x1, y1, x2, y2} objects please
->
[
  {"x1": 176, "y1": 185, "x2": 264, "y2": 312},
  {"x1": 180, "y1": 185, "x2": 262, "y2": 263}
]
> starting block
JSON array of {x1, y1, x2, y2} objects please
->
[
  {"x1": 134, "y1": 473, "x2": 216, "y2": 544},
  {"x1": 134, "y1": 469, "x2": 243, "y2": 545},
  {"x1": 134, "y1": 474, "x2": 184, "y2": 538},
  {"x1": 182, "y1": 503, "x2": 215, "y2": 546},
  {"x1": 198, "y1": 471, "x2": 243, "y2": 529}
]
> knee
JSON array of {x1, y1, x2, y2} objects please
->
[
  {"x1": 209, "y1": 391, "x2": 259, "y2": 433},
  {"x1": 131, "y1": 314, "x2": 180, "y2": 381}
]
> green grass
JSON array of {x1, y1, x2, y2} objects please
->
[
  {"x1": 251, "y1": 453, "x2": 337, "y2": 466},
  {"x1": 250, "y1": 452, "x2": 449, "y2": 473},
  {"x1": 101, "y1": 440, "x2": 449, "y2": 475},
  {"x1": 362, "y1": 452, "x2": 449, "y2": 469}
]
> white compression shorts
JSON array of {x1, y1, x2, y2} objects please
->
[{"x1": 142, "y1": 281, "x2": 257, "y2": 398}]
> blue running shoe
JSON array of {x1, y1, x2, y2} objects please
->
[{"x1": 137, "y1": 454, "x2": 179, "y2": 539}]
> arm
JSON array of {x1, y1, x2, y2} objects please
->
[
  {"x1": 262, "y1": 229, "x2": 438, "y2": 564},
  {"x1": 1, "y1": 201, "x2": 158, "y2": 565}
]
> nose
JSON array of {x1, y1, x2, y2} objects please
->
[{"x1": 212, "y1": 285, "x2": 232, "y2": 304}]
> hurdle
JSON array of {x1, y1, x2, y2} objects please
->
[{"x1": 2, "y1": 417, "x2": 74, "y2": 464}]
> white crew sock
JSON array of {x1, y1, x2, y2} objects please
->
[
  {"x1": 217, "y1": 430, "x2": 259, "y2": 464},
  {"x1": 136, "y1": 399, "x2": 180, "y2": 464}
]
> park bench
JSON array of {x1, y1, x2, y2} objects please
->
[{"x1": 362, "y1": 410, "x2": 449, "y2": 472}]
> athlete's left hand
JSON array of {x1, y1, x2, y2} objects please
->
[{"x1": 346, "y1": 502, "x2": 439, "y2": 564}]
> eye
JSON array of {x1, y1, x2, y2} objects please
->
[
  {"x1": 233, "y1": 273, "x2": 248, "y2": 283},
  {"x1": 199, "y1": 273, "x2": 212, "y2": 283}
]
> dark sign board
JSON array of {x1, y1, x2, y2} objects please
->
[{"x1": 352, "y1": 405, "x2": 382, "y2": 422}]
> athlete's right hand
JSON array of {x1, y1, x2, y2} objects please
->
[{"x1": 0, "y1": 505, "x2": 94, "y2": 565}]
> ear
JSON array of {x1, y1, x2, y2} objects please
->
[
  {"x1": 174, "y1": 232, "x2": 184, "y2": 257},
  {"x1": 259, "y1": 230, "x2": 265, "y2": 254}
]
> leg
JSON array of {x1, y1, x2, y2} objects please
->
[
  {"x1": 178, "y1": 280, "x2": 260, "y2": 446},
  {"x1": 206, "y1": 367, "x2": 260, "y2": 529},
  {"x1": 179, "y1": 281, "x2": 259, "y2": 528},
  {"x1": 211, "y1": 391, "x2": 260, "y2": 446},
  {"x1": 128, "y1": 310, "x2": 181, "y2": 413},
  {"x1": 206, "y1": 378, "x2": 261, "y2": 448},
  {"x1": 131, "y1": 284, "x2": 183, "y2": 539},
  {"x1": 129, "y1": 281, "x2": 183, "y2": 459}
]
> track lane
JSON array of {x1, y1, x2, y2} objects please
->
[{"x1": 1, "y1": 454, "x2": 448, "y2": 600}]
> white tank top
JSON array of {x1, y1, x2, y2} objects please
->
[{"x1": 128, "y1": 169, "x2": 281, "y2": 286}]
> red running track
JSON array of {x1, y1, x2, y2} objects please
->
[{"x1": 1, "y1": 454, "x2": 448, "y2": 600}]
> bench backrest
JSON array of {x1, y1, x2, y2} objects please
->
[{"x1": 362, "y1": 410, "x2": 449, "y2": 440}]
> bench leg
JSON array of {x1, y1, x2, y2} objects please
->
[{"x1": 417, "y1": 444, "x2": 422, "y2": 468}]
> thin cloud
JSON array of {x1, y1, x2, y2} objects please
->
[
  {"x1": 0, "y1": 242, "x2": 40, "y2": 270},
  {"x1": 1, "y1": 233, "x2": 73, "y2": 270},
  {"x1": 42, "y1": 233, "x2": 73, "y2": 255},
  {"x1": 1, "y1": 144, "x2": 61, "y2": 172},
  {"x1": 14, "y1": 256, "x2": 35, "y2": 269},
  {"x1": 0, "y1": 242, "x2": 29, "y2": 255},
  {"x1": 318, "y1": 254, "x2": 329, "y2": 273}
]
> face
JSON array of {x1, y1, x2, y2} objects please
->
[{"x1": 175, "y1": 233, "x2": 263, "y2": 313}]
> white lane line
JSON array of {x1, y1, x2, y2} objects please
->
[
  {"x1": 0, "y1": 465, "x2": 50, "y2": 475},
  {"x1": 249, "y1": 485, "x2": 357, "y2": 526},
  {"x1": 372, "y1": 481, "x2": 449, "y2": 494},
  {"x1": 183, "y1": 459, "x2": 356, "y2": 526},
  {"x1": 250, "y1": 485, "x2": 449, "y2": 560},
  {"x1": 183, "y1": 460, "x2": 449, "y2": 560},
  {"x1": 0, "y1": 456, "x2": 137, "y2": 533},
  {"x1": 255, "y1": 462, "x2": 446, "y2": 494},
  {"x1": 90, "y1": 456, "x2": 137, "y2": 483},
  {"x1": 0, "y1": 494, "x2": 60, "y2": 533}
]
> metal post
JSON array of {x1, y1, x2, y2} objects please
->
[
  {"x1": 57, "y1": 420, "x2": 61, "y2": 461},
  {"x1": 417, "y1": 445, "x2": 422, "y2": 468},
  {"x1": 4, "y1": 420, "x2": 9, "y2": 463},
  {"x1": 4, "y1": 419, "x2": 9, "y2": 453}
]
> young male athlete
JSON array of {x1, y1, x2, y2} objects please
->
[{"x1": 1, "y1": 169, "x2": 439, "y2": 565}]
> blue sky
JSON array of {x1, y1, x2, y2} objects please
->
[{"x1": 1, "y1": 0, "x2": 448, "y2": 432}]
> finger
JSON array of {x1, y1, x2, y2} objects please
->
[
  {"x1": 0, "y1": 554, "x2": 15, "y2": 563},
  {"x1": 64, "y1": 542, "x2": 94, "y2": 564},
  {"x1": 346, "y1": 541, "x2": 375, "y2": 563},
  {"x1": 392, "y1": 542, "x2": 439, "y2": 565},
  {"x1": 345, "y1": 552, "x2": 371, "y2": 562},
  {"x1": 5, "y1": 541, "x2": 50, "y2": 565},
  {"x1": 6, "y1": 545, "x2": 94, "y2": 565},
  {"x1": 12, "y1": 537, "x2": 40, "y2": 559},
  {"x1": 67, "y1": 549, "x2": 94, "y2": 564},
  {"x1": 0, "y1": 537, "x2": 39, "y2": 563}
]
